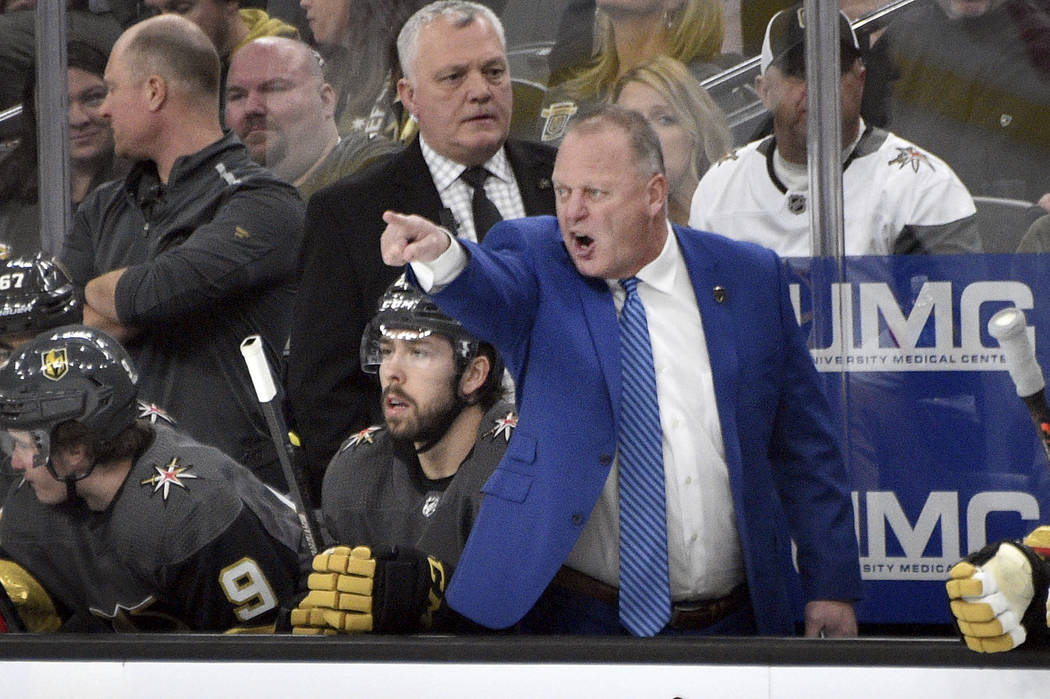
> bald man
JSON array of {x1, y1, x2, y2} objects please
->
[
  {"x1": 58, "y1": 15, "x2": 306, "y2": 492},
  {"x1": 225, "y1": 37, "x2": 399, "y2": 199}
]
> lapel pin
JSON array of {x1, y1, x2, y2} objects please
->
[
  {"x1": 713, "y1": 286, "x2": 726, "y2": 304},
  {"x1": 538, "y1": 177, "x2": 551, "y2": 190}
]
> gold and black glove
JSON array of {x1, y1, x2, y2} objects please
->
[
  {"x1": 946, "y1": 526, "x2": 1050, "y2": 652},
  {"x1": 291, "y1": 544, "x2": 448, "y2": 635}
]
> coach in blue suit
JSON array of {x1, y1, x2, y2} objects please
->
[{"x1": 381, "y1": 105, "x2": 862, "y2": 636}]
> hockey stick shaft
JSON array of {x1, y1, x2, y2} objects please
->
[
  {"x1": 240, "y1": 335, "x2": 321, "y2": 555},
  {"x1": 988, "y1": 307, "x2": 1050, "y2": 466}
]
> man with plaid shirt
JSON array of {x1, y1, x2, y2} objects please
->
[{"x1": 286, "y1": 1, "x2": 556, "y2": 499}]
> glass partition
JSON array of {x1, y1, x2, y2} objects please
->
[{"x1": 4, "y1": 0, "x2": 1050, "y2": 639}]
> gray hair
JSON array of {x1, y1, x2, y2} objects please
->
[
  {"x1": 396, "y1": 1, "x2": 506, "y2": 84},
  {"x1": 568, "y1": 104, "x2": 666, "y2": 179}
]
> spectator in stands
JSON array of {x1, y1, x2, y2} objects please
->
[
  {"x1": 224, "y1": 36, "x2": 400, "y2": 199},
  {"x1": 0, "y1": 41, "x2": 126, "y2": 259},
  {"x1": 286, "y1": 0, "x2": 557, "y2": 501},
  {"x1": 614, "y1": 55, "x2": 731, "y2": 225},
  {"x1": 299, "y1": 0, "x2": 426, "y2": 141},
  {"x1": 872, "y1": 0, "x2": 1050, "y2": 208},
  {"x1": 1017, "y1": 214, "x2": 1050, "y2": 253},
  {"x1": 689, "y1": 5, "x2": 980, "y2": 256},
  {"x1": 0, "y1": 1, "x2": 124, "y2": 111},
  {"x1": 533, "y1": 0, "x2": 740, "y2": 144},
  {"x1": 291, "y1": 279, "x2": 514, "y2": 635},
  {"x1": 144, "y1": 0, "x2": 298, "y2": 63},
  {"x1": 58, "y1": 15, "x2": 305, "y2": 491}
]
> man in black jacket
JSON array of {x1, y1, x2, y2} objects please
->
[
  {"x1": 286, "y1": 1, "x2": 556, "y2": 498},
  {"x1": 58, "y1": 14, "x2": 305, "y2": 491}
]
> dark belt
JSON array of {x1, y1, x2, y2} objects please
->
[{"x1": 551, "y1": 566, "x2": 749, "y2": 631}]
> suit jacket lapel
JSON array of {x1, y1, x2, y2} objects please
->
[
  {"x1": 562, "y1": 245, "x2": 621, "y2": 424},
  {"x1": 505, "y1": 140, "x2": 555, "y2": 216},
  {"x1": 391, "y1": 138, "x2": 445, "y2": 221}
]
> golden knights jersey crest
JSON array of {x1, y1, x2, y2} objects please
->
[
  {"x1": 340, "y1": 425, "x2": 384, "y2": 453},
  {"x1": 887, "y1": 146, "x2": 933, "y2": 173},
  {"x1": 40, "y1": 347, "x2": 68, "y2": 381},
  {"x1": 140, "y1": 457, "x2": 199, "y2": 501},
  {"x1": 483, "y1": 411, "x2": 517, "y2": 441}
]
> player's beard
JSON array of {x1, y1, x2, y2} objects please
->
[{"x1": 384, "y1": 377, "x2": 465, "y2": 451}]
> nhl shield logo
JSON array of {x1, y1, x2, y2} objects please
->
[{"x1": 41, "y1": 348, "x2": 69, "y2": 381}]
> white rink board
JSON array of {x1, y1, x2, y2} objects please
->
[{"x1": 5, "y1": 662, "x2": 1050, "y2": 699}]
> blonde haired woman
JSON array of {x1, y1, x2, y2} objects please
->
[
  {"x1": 533, "y1": 0, "x2": 736, "y2": 143},
  {"x1": 614, "y1": 55, "x2": 732, "y2": 224}
]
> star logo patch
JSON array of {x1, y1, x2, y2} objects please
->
[
  {"x1": 140, "y1": 457, "x2": 198, "y2": 500},
  {"x1": 137, "y1": 400, "x2": 176, "y2": 426},
  {"x1": 342, "y1": 425, "x2": 383, "y2": 452},
  {"x1": 484, "y1": 411, "x2": 518, "y2": 441},
  {"x1": 717, "y1": 149, "x2": 739, "y2": 164},
  {"x1": 888, "y1": 146, "x2": 933, "y2": 173}
]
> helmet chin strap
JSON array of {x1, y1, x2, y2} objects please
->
[{"x1": 64, "y1": 478, "x2": 78, "y2": 504}]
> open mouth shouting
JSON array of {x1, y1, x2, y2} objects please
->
[{"x1": 568, "y1": 232, "x2": 596, "y2": 258}]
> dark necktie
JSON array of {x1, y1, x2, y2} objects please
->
[
  {"x1": 616, "y1": 277, "x2": 671, "y2": 637},
  {"x1": 460, "y1": 166, "x2": 502, "y2": 242}
]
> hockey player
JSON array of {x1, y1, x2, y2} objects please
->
[
  {"x1": 291, "y1": 278, "x2": 513, "y2": 634},
  {"x1": 0, "y1": 325, "x2": 309, "y2": 632},
  {"x1": 689, "y1": 4, "x2": 981, "y2": 256},
  {"x1": 946, "y1": 527, "x2": 1050, "y2": 652},
  {"x1": 0, "y1": 253, "x2": 80, "y2": 502}
]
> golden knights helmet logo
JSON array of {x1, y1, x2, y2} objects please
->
[{"x1": 40, "y1": 347, "x2": 68, "y2": 381}]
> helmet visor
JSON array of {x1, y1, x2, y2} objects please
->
[
  {"x1": 0, "y1": 425, "x2": 96, "y2": 483},
  {"x1": 361, "y1": 321, "x2": 437, "y2": 374},
  {"x1": 0, "y1": 428, "x2": 50, "y2": 476}
]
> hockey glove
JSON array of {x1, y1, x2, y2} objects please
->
[
  {"x1": 0, "y1": 559, "x2": 61, "y2": 632},
  {"x1": 290, "y1": 544, "x2": 448, "y2": 634},
  {"x1": 946, "y1": 531, "x2": 1050, "y2": 652}
]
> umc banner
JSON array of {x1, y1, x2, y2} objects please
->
[{"x1": 786, "y1": 254, "x2": 1050, "y2": 624}]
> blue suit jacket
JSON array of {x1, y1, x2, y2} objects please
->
[{"x1": 421, "y1": 216, "x2": 861, "y2": 634}]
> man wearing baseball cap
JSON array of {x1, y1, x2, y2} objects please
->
[{"x1": 689, "y1": 2, "x2": 980, "y2": 257}]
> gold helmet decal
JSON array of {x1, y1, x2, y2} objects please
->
[{"x1": 40, "y1": 347, "x2": 68, "y2": 381}]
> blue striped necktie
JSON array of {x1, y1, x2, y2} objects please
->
[{"x1": 616, "y1": 276, "x2": 671, "y2": 636}]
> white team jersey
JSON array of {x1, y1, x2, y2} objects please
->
[{"x1": 689, "y1": 126, "x2": 979, "y2": 256}]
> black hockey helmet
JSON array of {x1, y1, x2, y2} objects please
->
[
  {"x1": 362, "y1": 276, "x2": 481, "y2": 372},
  {"x1": 0, "y1": 324, "x2": 139, "y2": 445},
  {"x1": 360, "y1": 276, "x2": 504, "y2": 402},
  {"x1": 0, "y1": 253, "x2": 79, "y2": 338}
]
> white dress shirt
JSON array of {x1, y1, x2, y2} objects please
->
[{"x1": 419, "y1": 136, "x2": 526, "y2": 242}]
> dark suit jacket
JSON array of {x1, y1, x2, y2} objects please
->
[
  {"x1": 416, "y1": 217, "x2": 862, "y2": 633},
  {"x1": 286, "y1": 137, "x2": 556, "y2": 497}
]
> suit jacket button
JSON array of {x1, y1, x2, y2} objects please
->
[
  {"x1": 571, "y1": 513, "x2": 584, "y2": 525},
  {"x1": 599, "y1": 453, "x2": 612, "y2": 466}
]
